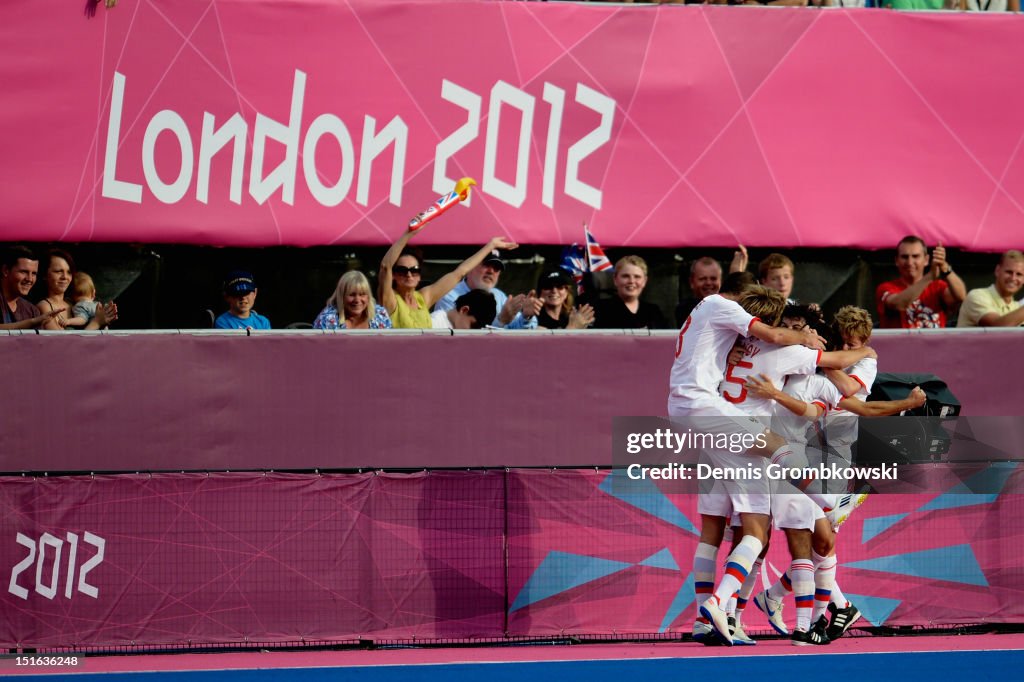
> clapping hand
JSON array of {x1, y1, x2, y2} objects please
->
[
  {"x1": 567, "y1": 303, "x2": 595, "y2": 329},
  {"x1": 521, "y1": 290, "x2": 542, "y2": 319}
]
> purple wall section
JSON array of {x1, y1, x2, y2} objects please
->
[
  {"x1": 0, "y1": 329, "x2": 1021, "y2": 472},
  {"x1": 1, "y1": 330, "x2": 1021, "y2": 648},
  {"x1": 2, "y1": 469, "x2": 1021, "y2": 648}
]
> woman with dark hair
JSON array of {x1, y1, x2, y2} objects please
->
[
  {"x1": 35, "y1": 249, "x2": 117, "y2": 330},
  {"x1": 35, "y1": 249, "x2": 76, "y2": 330},
  {"x1": 377, "y1": 227, "x2": 517, "y2": 329}
]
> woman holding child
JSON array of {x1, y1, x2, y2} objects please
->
[{"x1": 35, "y1": 249, "x2": 117, "y2": 330}]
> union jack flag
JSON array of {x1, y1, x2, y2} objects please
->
[
  {"x1": 585, "y1": 227, "x2": 613, "y2": 273},
  {"x1": 559, "y1": 244, "x2": 586, "y2": 294}
]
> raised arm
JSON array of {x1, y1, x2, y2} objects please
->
[
  {"x1": 817, "y1": 346, "x2": 876, "y2": 370},
  {"x1": 377, "y1": 229, "x2": 416, "y2": 314},
  {"x1": 839, "y1": 387, "x2": 926, "y2": 417},
  {"x1": 729, "y1": 244, "x2": 748, "y2": 274},
  {"x1": 880, "y1": 272, "x2": 936, "y2": 311},
  {"x1": 823, "y1": 367, "x2": 861, "y2": 399},
  {"x1": 749, "y1": 320, "x2": 826, "y2": 350},
  {"x1": 419, "y1": 237, "x2": 517, "y2": 309},
  {"x1": 745, "y1": 374, "x2": 824, "y2": 421}
]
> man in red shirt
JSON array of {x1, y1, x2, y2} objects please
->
[{"x1": 875, "y1": 236, "x2": 966, "y2": 328}]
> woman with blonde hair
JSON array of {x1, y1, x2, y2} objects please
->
[{"x1": 314, "y1": 271, "x2": 392, "y2": 330}]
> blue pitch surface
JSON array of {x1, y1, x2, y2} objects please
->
[{"x1": 17, "y1": 648, "x2": 1023, "y2": 682}]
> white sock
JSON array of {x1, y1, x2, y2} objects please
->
[{"x1": 714, "y1": 535, "x2": 763, "y2": 604}]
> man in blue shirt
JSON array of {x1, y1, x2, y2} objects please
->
[
  {"x1": 215, "y1": 270, "x2": 271, "y2": 330},
  {"x1": 434, "y1": 250, "x2": 539, "y2": 329}
]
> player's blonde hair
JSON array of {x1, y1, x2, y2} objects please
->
[
  {"x1": 833, "y1": 306, "x2": 873, "y2": 344},
  {"x1": 737, "y1": 285, "x2": 786, "y2": 327}
]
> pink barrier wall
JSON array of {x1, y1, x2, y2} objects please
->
[
  {"x1": 0, "y1": 329, "x2": 1020, "y2": 472},
  {"x1": 2, "y1": 469, "x2": 1021, "y2": 648},
  {"x1": 3, "y1": 2, "x2": 1024, "y2": 249}
]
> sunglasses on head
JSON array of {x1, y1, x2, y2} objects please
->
[{"x1": 394, "y1": 265, "x2": 421, "y2": 276}]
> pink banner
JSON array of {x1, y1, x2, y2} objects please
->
[
  {"x1": 2, "y1": 469, "x2": 1020, "y2": 648},
  {"x1": 3, "y1": 3, "x2": 1023, "y2": 249}
]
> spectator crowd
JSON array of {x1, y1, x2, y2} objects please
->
[{"x1": 3, "y1": 235, "x2": 1021, "y2": 333}]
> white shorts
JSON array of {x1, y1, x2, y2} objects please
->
[
  {"x1": 697, "y1": 489, "x2": 732, "y2": 517},
  {"x1": 771, "y1": 492, "x2": 825, "y2": 531},
  {"x1": 675, "y1": 401, "x2": 771, "y2": 515}
]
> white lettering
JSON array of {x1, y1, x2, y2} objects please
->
[
  {"x1": 541, "y1": 83, "x2": 565, "y2": 209},
  {"x1": 35, "y1": 533, "x2": 62, "y2": 600},
  {"x1": 357, "y1": 115, "x2": 408, "y2": 207},
  {"x1": 100, "y1": 71, "x2": 620, "y2": 214},
  {"x1": 78, "y1": 532, "x2": 105, "y2": 599},
  {"x1": 8, "y1": 533, "x2": 35, "y2": 600},
  {"x1": 8, "y1": 531, "x2": 106, "y2": 600},
  {"x1": 197, "y1": 113, "x2": 247, "y2": 204},
  {"x1": 565, "y1": 83, "x2": 614, "y2": 210},
  {"x1": 102, "y1": 72, "x2": 143, "y2": 203},
  {"x1": 483, "y1": 81, "x2": 534, "y2": 208},
  {"x1": 250, "y1": 69, "x2": 306, "y2": 205},
  {"x1": 434, "y1": 79, "x2": 481, "y2": 206},
  {"x1": 143, "y1": 110, "x2": 194, "y2": 204},
  {"x1": 302, "y1": 114, "x2": 355, "y2": 207}
]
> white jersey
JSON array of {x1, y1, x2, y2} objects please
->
[
  {"x1": 718, "y1": 337, "x2": 820, "y2": 417},
  {"x1": 667, "y1": 295, "x2": 756, "y2": 410},
  {"x1": 845, "y1": 357, "x2": 877, "y2": 400},
  {"x1": 770, "y1": 374, "x2": 844, "y2": 444},
  {"x1": 826, "y1": 356, "x2": 877, "y2": 445}
]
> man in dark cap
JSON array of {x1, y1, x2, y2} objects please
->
[
  {"x1": 434, "y1": 250, "x2": 539, "y2": 329},
  {"x1": 215, "y1": 270, "x2": 271, "y2": 330}
]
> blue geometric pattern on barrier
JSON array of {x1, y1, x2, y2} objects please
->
[
  {"x1": 845, "y1": 544, "x2": 988, "y2": 587},
  {"x1": 862, "y1": 513, "x2": 909, "y2": 543},
  {"x1": 639, "y1": 548, "x2": 679, "y2": 571},
  {"x1": 659, "y1": 572, "x2": 695, "y2": 633},
  {"x1": 843, "y1": 593, "x2": 901, "y2": 626},
  {"x1": 918, "y1": 463, "x2": 1017, "y2": 512},
  {"x1": 510, "y1": 551, "x2": 634, "y2": 612},
  {"x1": 599, "y1": 470, "x2": 697, "y2": 534}
]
